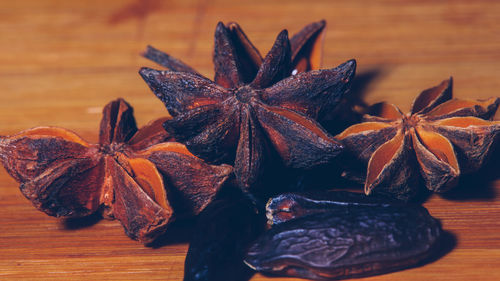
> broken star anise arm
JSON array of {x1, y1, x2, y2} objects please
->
[{"x1": 142, "y1": 45, "x2": 201, "y2": 75}]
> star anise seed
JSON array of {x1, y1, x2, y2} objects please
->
[
  {"x1": 140, "y1": 22, "x2": 355, "y2": 192},
  {"x1": 337, "y1": 78, "x2": 500, "y2": 200},
  {"x1": 0, "y1": 98, "x2": 232, "y2": 244}
]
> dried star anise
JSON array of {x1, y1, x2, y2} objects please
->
[
  {"x1": 336, "y1": 78, "x2": 500, "y2": 200},
  {"x1": 0, "y1": 98, "x2": 232, "y2": 244},
  {"x1": 140, "y1": 21, "x2": 356, "y2": 191}
]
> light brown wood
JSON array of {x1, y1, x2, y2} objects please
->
[{"x1": 0, "y1": 0, "x2": 499, "y2": 280}]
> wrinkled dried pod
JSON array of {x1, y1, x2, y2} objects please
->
[
  {"x1": 266, "y1": 191, "x2": 404, "y2": 225},
  {"x1": 184, "y1": 189, "x2": 265, "y2": 281},
  {"x1": 246, "y1": 205, "x2": 442, "y2": 280}
]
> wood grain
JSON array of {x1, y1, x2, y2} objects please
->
[{"x1": 0, "y1": 0, "x2": 499, "y2": 280}]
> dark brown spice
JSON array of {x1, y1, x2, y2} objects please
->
[
  {"x1": 140, "y1": 21, "x2": 356, "y2": 191},
  {"x1": 0, "y1": 98, "x2": 232, "y2": 244},
  {"x1": 246, "y1": 203, "x2": 442, "y2": 280},
  {"x1": 337, "y1": 78, "x2": 500, "y2": 200}
]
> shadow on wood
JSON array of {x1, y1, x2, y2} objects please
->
[
  {"x1": 441, "y1": 145, "x2": 499, "y2": 201},
  {"x1": 62, "y1": 212, "x2": 103, "y2": 230},
  {"x1": 148, "y1": 218, "x2": 196, "y2": 248}
]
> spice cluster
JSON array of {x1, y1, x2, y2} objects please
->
[{"x1": 1, "y1": 20, "x2": 499, "y2": 280}]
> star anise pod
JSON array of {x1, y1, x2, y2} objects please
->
[
  {"x1": 140, "y1": 22, "x2": 356, "y2": 191},
  {"x1": 0, "y1": 98, "x2": 232, "y2": 244},
  {"x1": 336, "y1": 78, "x2": 500, "y2": 200}
]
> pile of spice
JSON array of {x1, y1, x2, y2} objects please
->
[{"x1": 0, "y1": 20, "x2": 499, "y2": 281}]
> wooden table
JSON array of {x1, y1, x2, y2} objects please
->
[{"x1": 1, "y1": 0, "x2": 499, "y2": 280}]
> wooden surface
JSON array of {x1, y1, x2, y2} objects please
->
[{"x1": 1, "y1": 0, "x2": 500, "y2": 280}]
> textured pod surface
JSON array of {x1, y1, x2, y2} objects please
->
[
  {"x1": 183, "y1": 190, "x2": 265, "y2": 281},
  {"x1": 246, "y1": 205, "x2": 442, "y2": 280},
  {"x1": 266, "y1": 191, "x2": 404, "y2": 225}
]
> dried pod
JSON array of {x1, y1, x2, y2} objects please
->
[
  {"x1": 0, "y1": 99, "x2": 232, "y2": 244},
  {"x1": 184, "y1": 189, "x2": 265, "y2": 281},
  {"x1": 337, "y1": 78, "x2": 500, "y2": 200},
  {"x1": 246, "y1": 205, "x2": 442, "y2": 280},
  {"x1": 140, "y1": 21, "x2": 355, "y2": 192},
  {"x1": 266, "y1": 191, "x2": 403, "y2": 225}
]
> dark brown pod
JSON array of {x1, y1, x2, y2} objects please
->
[
  {"x1": 266, "y1": 191, "x2": 404, "y2": 225},
  {"x1": 245, "y1": 205, "x2": 442, "y2": 280}
]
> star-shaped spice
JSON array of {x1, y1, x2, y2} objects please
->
[
  {"x1": 0, "y1": 98, "x2": 232, "y2": 244},
  {"x1": 336, "y1": 78, "x2": 500, "y2": 200},
  {"x1": 140, "y1": 22, "x2": 356, "y2": 191}
]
